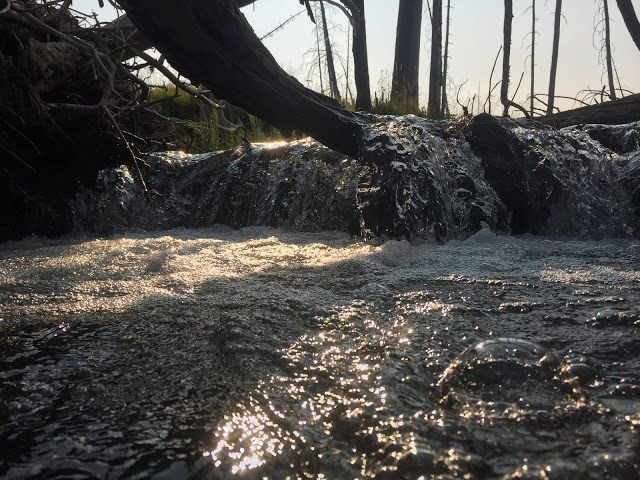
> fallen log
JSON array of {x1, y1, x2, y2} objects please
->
[
  {"x1": 119, "y1": 0, "x2": 367, "y2": 158},
  {"x1": 111, "y1": 0, "x2": 260, "y2": 59},
  {"x1": 537, "y1": 93, "x2": 640, "y2": 128}
]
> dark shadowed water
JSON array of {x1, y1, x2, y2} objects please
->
[{"x1": 1, "y1": 227, "x2": 639, "y2": 479}]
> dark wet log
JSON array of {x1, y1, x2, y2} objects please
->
[
  {"x1": 537, "y1": 93, "x2": 640, "y2": 128},
  {"x1": 118, "y1": 0, "x2": 366, "y2": 158}
]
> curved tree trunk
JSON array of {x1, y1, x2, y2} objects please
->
[
  {"x1": 391, "y1": 0, "x2": 423, "y2": 112},
  {"x1": 113, "y1": 0, "x2": 259, "y2": 60},
  {"x1": 547, "y1": 0, "x2": 562, "y2": 115},
  {"x1": 616, "y1": 0, "x2": 640, "y2": 52},
  {"x1": 118, "y1": 0, "x2": 365, "y2": 158}
]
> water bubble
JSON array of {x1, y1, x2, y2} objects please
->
[
  {"x1": 592, "y1": 309, "x2": 639, "y2": 328},
  {"x1": 439, "y1": 338, "x2": 561, "y2": 408},
  {"x1": 561, "y1": 357, "x2": 603, "y2": 389}
]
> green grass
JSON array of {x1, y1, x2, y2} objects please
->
[{"x1": 148, "y1": 85, "x2": 284, "y2": 152}]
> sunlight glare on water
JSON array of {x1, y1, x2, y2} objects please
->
[{"x1": 1, "y1": 227, "x2": 639, "y2": 479}]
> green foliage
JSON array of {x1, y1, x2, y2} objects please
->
[
  {"x1": 147, "y1": 85, "x2": 283, "y2": 153},
  {"x1": 148, "y1": 85, "x2": 200, "y2": 120},
  {"x1": 369, "y1": 87, "x2": 427, "y2": 117}
]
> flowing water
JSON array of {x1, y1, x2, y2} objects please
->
[{"x1": 1, "y1": 227, "x2": 639, "y2": 479}]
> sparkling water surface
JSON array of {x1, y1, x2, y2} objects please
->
[{"x1": 1, "y1": 227, "x2": 639, "y2": 479}]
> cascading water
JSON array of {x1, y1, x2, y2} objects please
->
[
  {"x1": 72, "y1": 116, "x2": 640, "y2": 241},
  {"x1": 2, "y1": 117, "x2": 640, "y2": 479}
]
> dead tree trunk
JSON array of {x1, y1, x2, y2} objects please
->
[
  {"x1": 616, "y1": 0, "x2": 640, "y2": 52},
  {"x1": 530, "y1": 0, "x2": 536, "y2": 117},
  {"x1": 501, "y1": 0, "x2": 513, "y2": 116},
  {"x1": 112, "y1": 0, "x2": 260, "y2": 60},
  {"x1": 427, "y1": 0, "x2": 443, "y2": 118},
  {"x1": 118, "y1": 0, "x2": 365, "y2": 158},
  {"x1": 441, "y1": 0, "x2": 451, "y2": 116},
  {"x1": 319, "y1": 1, "x2": 341, "y2": 102},
  {"x1": 547, "y1": 0, "x2": 562, "y2": 115},
  {"x1": 501, "y1": 0, "x2": 529, "y2": 118},
  {"x1": 350, "y1": 0, "x2": 371, "y2": 111},
  {"x1": 391, "y1": 0, "x2": 423, "y2": 112},
  {"x1": 603, "y1": 0, "x2": 617, "y2": 100}
]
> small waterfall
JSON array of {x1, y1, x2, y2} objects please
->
[
  {"x1": 357, "y1": 115, "x2": 509, "y2": 240},
  {"x1": 73, "y1": 116, "x2": 640, "y2": 240},
  {"x1": 73, "y1": 140, "x2": 361, "y2": 236}
]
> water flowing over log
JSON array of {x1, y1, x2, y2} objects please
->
[{"x1": 118, "y1": 0, "x2": 366, "y2": 158}]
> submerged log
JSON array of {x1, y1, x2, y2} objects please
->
[
  {"x1": 537, "y1": 93, "x2": 640, "y2": 128},
  {"x1": 119, "y1": 0, "x2": 367, "y2": 158}
]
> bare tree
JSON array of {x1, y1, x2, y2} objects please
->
[
  {"x1": 391, "y1": 0, "x2": 423, "y2": 112},
  {"x1": 306, "y1": 0, "x2": 371, "y2": 110},
  {"x1": 603, "y1": 0, "x2": 617, "y2": 100},
  {"x1": 547, "y1": 0, "x2": 563, "y2": 115},
  {"x1": 441, "y1": 0, "x2": 452, "y2": 116},
  {"x1": 319, "y1": 1, "x2": 341, "y2": 101},
  {"x1": 616, "y1": 0, "x2": 640, "y2": 52},
  {"x1": 350, "y1": 0, "x2": 371, "y2": 111},
  {"x1": 501, "y1": 0, "x2": 530, "y2": 117},
  {"x1": 529, "y1": 0, "x2": 536, "y2": 117},
  {"x1": 427, "y1": 0, "x2": 443, "y2": 117}
]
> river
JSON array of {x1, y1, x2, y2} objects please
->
[{"x1": 1, "y1": 227, "x2": 639, "y2": 479}]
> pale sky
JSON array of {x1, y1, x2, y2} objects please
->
[{"x1": 80, "y1": 0, "x2": 640, "y2": 114}]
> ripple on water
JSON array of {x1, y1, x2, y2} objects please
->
[
  {"x1": 439, "y1": 338, "x2": 567, "y2": 413},
  {"x1": 2, "y1": 230, "x2": 640, "y2": 479}
]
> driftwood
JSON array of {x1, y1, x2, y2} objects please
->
[{"x1": 537, "y1": 93, "x2": 640, "y2": 128}]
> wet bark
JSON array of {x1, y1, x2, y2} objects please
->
[{"x1": 118, "y1": 0, "x2": 366, "y2": 158}]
